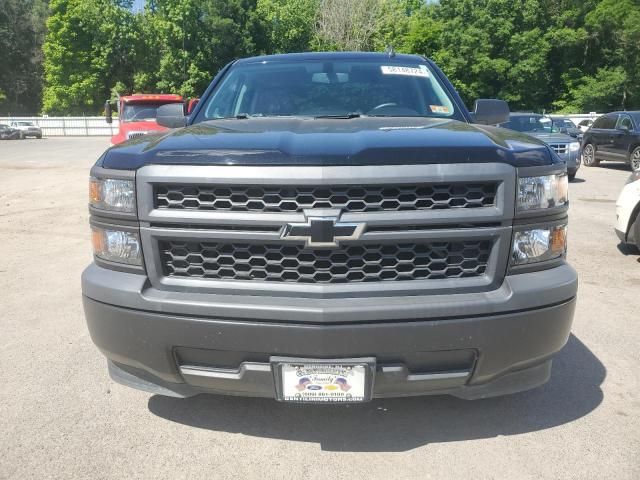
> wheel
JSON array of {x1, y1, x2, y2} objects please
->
[
  {"x1": 36, "y1": 135, "x2": 42, "y2": 139},
  {"x1": 630, "y1": 147, "x2": 640, "y2": 173},
  {"x1": 582, "y1": 143, "x2": 599, "y2": 167},
  {"x1": 568, "y1": 173, "x2": 576, "y2": 181}
]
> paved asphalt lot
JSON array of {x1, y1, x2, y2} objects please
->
[{"x1": 1, "y1": 137, "x2": 639, "y2": 479}]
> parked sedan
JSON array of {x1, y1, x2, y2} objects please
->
[
  {"x1": 582, "y1": 111, "x2": 640, "y2": 172},
  {"x1": 0, "y1": 123, "x2": 20, "y2": 140},
  {"x1": 615, "y1": 171, "x2": 640, "y2": 251},
  {"x1": 9, "y1": 121, "x2": 42, "y2": 139},
  {"x1": 498, "y1": 113, "x2": 581, "y2": 179}
]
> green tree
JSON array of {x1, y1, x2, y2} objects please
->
[
  {"x1": 566, "y1": 0, "x2": 640, "y2": 111},
  {"x1": 256, "y1": 0, "x2": 318, "y2": 53},
  {"x1": 0, "y1": 0, "x2": 49, "y2": 114},
  {"x1": 34, "y1": 0, "x2": 640, "y2": 115},
  {"x1": 141, "y1": 0, "x2": 263, "y2": 98},
  {"x1": 555, "y1": 67, "x2": 628, "y2": 112},
  {"x1": 43, "y1": 0, "x2": 141, "y2": 114}
]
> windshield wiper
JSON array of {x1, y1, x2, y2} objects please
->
[
  {"x1": 314, "y1": 113, "x2": 361, "y2": 119},
  {"x1": 216, "y1": 113, "x2": 264, "y2": 120}
]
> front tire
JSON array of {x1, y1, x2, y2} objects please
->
[
  {"x1": 630, "y1": 147, "x2": 640, "y2": 173},
  {"x1": 568, "y1": 173, "x2": 576, "y2": 181},
  {"x1": 582, "y1": 143, "x2": 599, "y2": 167}
]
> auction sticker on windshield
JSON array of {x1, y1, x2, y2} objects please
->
[
  {"x1": 380, "y1": 65, "x2": 429, "y2": 77},
  {"x1": 273, "y1": 359, "x2": 374, "y2": 403}
]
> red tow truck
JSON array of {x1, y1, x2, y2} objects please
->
[{"x1": 105, "y1": 93, "x2": 185, "y2": 145}]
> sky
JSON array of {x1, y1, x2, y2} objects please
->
[{"x1": 132, "y1": 0, "x2": 144, "y2": 12}]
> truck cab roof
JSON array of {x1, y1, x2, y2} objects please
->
[
  {"x1": 120, "y1": 94, "x2": 183, "y2": 103},
  {"x1": 234, "y1": 51, "x2": 427, "y2": 65}
]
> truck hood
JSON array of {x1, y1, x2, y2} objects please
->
[{"x1": 100, "y1": 117, "x2": 561, "y2": 170}]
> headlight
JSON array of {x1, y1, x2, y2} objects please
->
[
  {"x1": 89, "y1": 177, "x2": 135, "y2": 213},
  {"x1": 512, "y1": 224, "x2": 567, "y2": 265},
  {"x1": 517, "y1": 174, "x2": 568, "y2": 211},
  {"x1": 91, "y1": 226, "x2": 142, "y2": 265},
  {"x1": 569, "y1": 142, "x2": 580, "y2": 152}
]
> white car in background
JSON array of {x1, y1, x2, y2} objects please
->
[
  {"x1": 577, "y1": 119, "x2": 594, "y2": 133},
  {"x1": 615, "y1": 171, "x2": 640, "y2": 251},
  {"x1": 9, "y1": 121, "x2": 42, "y2": 139}
]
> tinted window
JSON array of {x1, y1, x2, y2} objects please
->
[
  {"x1": 593, "y1": 114, "x2": 618, "y2": 129},
  {"x1": 553, "y1": 119, "x2": 575, "y2": 128},
  {"x1": 616, "y1": 115, "x2": 633, "y2": 130},
  {"x1": 499, "y1": 115, "x2": 552, "y2": 133},
  {"x1": 197, "y1": 60, "x2": 462, "y2": 121}
]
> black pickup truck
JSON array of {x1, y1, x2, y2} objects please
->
[{"x1": 82, "y1": 52, "x2": 577, "y2": 402}]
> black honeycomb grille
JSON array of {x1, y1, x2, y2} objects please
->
[
  {"x1": 159, "y1": 240, "x2": 492, "y2": 284},
  {"x1": 154, "y1": 183, "x2": 498, "y2": 213}
]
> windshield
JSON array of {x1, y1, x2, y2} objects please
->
[
  {"x1": 197, "y1": 59, "x2": 461, "y2": 121},
  {"x1": 500, "y1": 115, "x2": 556, "y2": 133},
  {"x1": 17, "y1": 122, "x2": 34, "y2": 126},
  {"x1": 553, "y1": 119, "x2": 575, "y2": 129},
  {"x1": 121, "y1": 103, "x2": 169, "y2": 122}
]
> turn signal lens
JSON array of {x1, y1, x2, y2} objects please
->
[
  {"x1": 89, "y1": 178, "x2": 102, "y2": 204},
  {"x1": 91, "y1": 226, "x2": 141, "y2": 265},
  {"x1": 549, "y1": 225, "x2": 567, "y2": 257},
  {"x1": 512, "y1": 224, "x2": 567, "y2": 265}
]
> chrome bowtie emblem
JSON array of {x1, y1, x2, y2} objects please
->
[{"x1": 281, "y1": 209, "x2": 365, "y2": 248}]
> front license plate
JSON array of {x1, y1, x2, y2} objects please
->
[{"x1": 272, "y1": 357, "x2": 375, "y2": 403}]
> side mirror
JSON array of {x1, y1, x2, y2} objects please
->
[
  {"x1": 105, "y1": 101, "x2": 113, "y2": 125},
  {"x1": 187, "y1": 98, "x2": 200, "y2": 115},
  {"x1": 157, "y1": 103, "x2": 187, "y2": 128},
  {"x1": 472, "y1": 99, "x2": 510, "y2": 125}
]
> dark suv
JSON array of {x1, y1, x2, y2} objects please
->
[
  {"x1": 582, "y1": 111, "x2": 640, "y2": 172},
  {"x1": 498, "y1": 113, "x2": 581, "y2": 180},
  {"x1": 82, "y1": 52, "x2": 577, "y2": 402}
]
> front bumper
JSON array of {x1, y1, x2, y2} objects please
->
[
  {"x1": 564, "y1": 151, "x2": 581, "y2": 175},
  {"x1": 82, "y1": 263, "x2": 578, "y2": 400},
  {"x1": 21, "y1": 129, "x2": 42, "y2": 137}
]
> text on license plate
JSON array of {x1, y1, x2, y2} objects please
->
[{"x1": 279, "y1": 362, "x2": 368, "y2": 402}]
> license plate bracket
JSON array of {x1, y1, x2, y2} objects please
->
[{"x1": 271, "y1": 357, "x2": 376, "y2": 403}]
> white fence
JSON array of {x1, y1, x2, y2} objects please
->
[
  {"x1": 0, "y1": 112, "x2": 604, "y2": 137},
  {"x1": 0, "y1": 116, "x2": 118, "y2": 136}
]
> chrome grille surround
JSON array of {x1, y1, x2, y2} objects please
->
[
  {"x1": 154, "y1": 182, "x2": 498, "y2": 213},
  {"x1": 127, "y1": 131, "x2": 149, "y2": 140},
  {"x1": 137, "y1": 163, "x2": 516, "y2": 298},
  {"x1": 549, "y1": 144, "x2": 568, "y2": 155}
]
